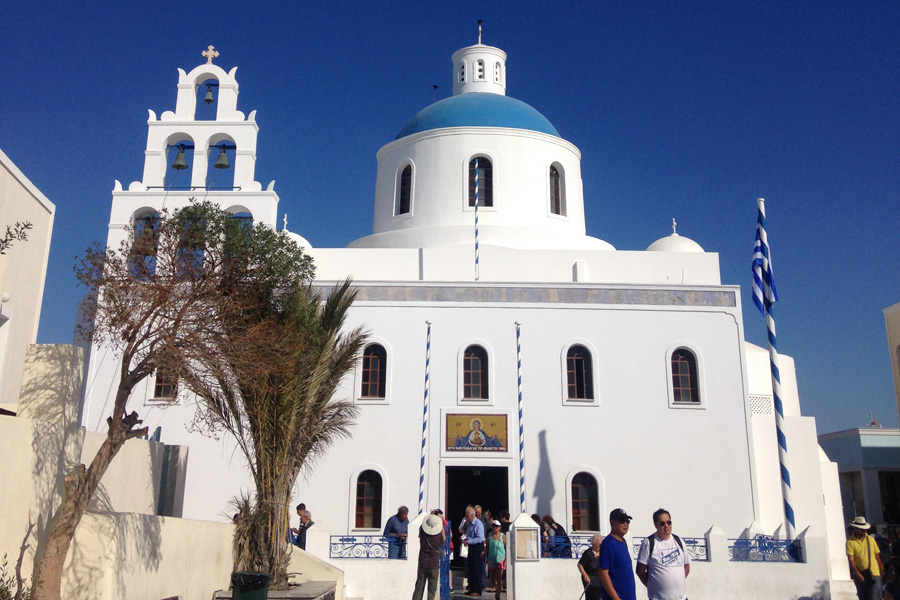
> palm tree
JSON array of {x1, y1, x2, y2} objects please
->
[{"x1": 178, "y1": 279, "x2": 366, "y2": 586}]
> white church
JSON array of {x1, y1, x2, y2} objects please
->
[{"x1": 78, "y1": 37, "x2": 856, "y2": 599}]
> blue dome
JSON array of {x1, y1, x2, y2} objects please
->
[{"x1": 396, "y1": 94, "x2": 560, "y2": 139}]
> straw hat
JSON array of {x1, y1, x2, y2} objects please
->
[{"x1": 850, "y1": 516, "x2": 871, "y2": 530}]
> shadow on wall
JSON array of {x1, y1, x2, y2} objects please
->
[
  {"x1": 65, "y1": 512, "x2": 163, "y2": 600},
  {"x1": 16, "y1": 345, "x2": 165, "y2": 599},
  {"x1": 19, "y1": 346, "x2": 87, "y2": 582},
  {"x1": 796, "y1": 579, "x2": 830, "y2": 600},
  {"x1": 534, "y1": 430, "x2": 555, "y2": 519}
]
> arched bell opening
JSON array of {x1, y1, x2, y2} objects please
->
[
  {"x1": 205, "y1": 134, "x2": 237, "y2": 190},
  {"x1": 195, "y1": 78, "x2": 219, "y2": 121},
  {"x1": 164, "y1": 135, "x2": 195, "y2": 190}
]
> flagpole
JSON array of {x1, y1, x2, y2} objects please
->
[
  {"x1": 474, "y1": 158, "x2": 480, "y2": 281},
  {"x1": 516, "y1": 322, "x2": 526, "y2": 514},
  {"x1": 418, "y1": 321, "x2": 432, "y2": 516},
  {"x1": 752, "y1": 197, "x2": 796, "y2": 539}
]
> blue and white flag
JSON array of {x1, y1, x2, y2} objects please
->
[{"x1": 751, "y1": 201, "x2": 778, "y2": 315}]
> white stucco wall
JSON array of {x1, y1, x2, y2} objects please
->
[{"x1": 0, "y1": 149, "x2": 55, "y2": 414}]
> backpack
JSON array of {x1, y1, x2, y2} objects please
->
[{"x1": 647, "y1": 533, "x2": 684, "y2": 558}]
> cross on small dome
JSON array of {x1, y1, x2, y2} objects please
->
[{"x1": 202, "y1": 45, "x2": 220, "y2": 64}]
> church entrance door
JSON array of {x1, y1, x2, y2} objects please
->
[{"x1": 444, "y1": 466, "x2": 509, "y2": 567}]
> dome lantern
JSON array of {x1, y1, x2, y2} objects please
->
[{"x1": 451, "y1": 23, "x2": 507, "y2": 96}]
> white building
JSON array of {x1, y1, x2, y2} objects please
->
[
  {"x1": 0, "y1": 149, "x2": 55, "y2": 415},
  {"x1": 80, "y1": 40, "x2": 856, "y2": 599}
]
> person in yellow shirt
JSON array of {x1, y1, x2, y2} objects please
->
[{"x1": 847, "y1": 516, "x2": 884, "y2": 600}]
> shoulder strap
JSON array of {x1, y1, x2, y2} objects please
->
[{"x1": 648, "y1": 534, "x2": 684, "y2": 556}]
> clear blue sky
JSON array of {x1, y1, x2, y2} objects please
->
[{"x1": 2, "y1": 1, "x2": 897, "y2": 434}]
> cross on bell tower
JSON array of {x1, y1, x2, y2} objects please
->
[{"x1": 202, "y1": 45, "x2": 220, "y2": 64}]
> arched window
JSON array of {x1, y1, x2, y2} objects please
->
[
  {"x1": 571, "y1": 472, "x2": 599, "y2": 531},
  {"x1": 396, "y1": 165, "x2": 412, "y2": 215},
  {"x1": 549, "y1": 165, "x2": 565, "y2": 216},
  {"x1": 671, "y1": 349, "x2": 700, "y2": 403},
  {"x1": 361, "y1": 344, "x2": 387, "y2": 399},
  {"x1": 566, "y1": 345, "x2": 594, "y2": 400},
  {"x1": 176, "y1": 214, "x2": 205, "y2": 280},
  {"x1": 476, "y1": 59, "x2": 485, "y2": 80},
  {"x1": 355, "y1": 470, "x2": 383, "y2": 528},
  {"x1": 153, "y1": 369, "x2": 178, "y2": 400},
  {"x1": 463, "y1": 345, "x2": 489, "y2": 399},
  {"x1": 130, "y1": 211, "x2": 159, "y2": 279},
  {"x1": 494, "y1": 62, "x2": 502, "y2": 84},
  {"x1": 468, "y1": 157, "x2": 493, "y2": 207},
  {"x1": 458, "y1": 62, "x2": 466, "y2": 83}
]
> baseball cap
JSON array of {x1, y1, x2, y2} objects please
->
[{"x1": 609, "y1": 508, "x2": 632, "y2": 523}]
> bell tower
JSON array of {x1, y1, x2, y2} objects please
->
[{"x1": 106, "y1": 46, "x2": 279, "y2": 250}]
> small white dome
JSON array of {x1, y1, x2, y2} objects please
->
[
  {"x1": 285, "y1": 230, "x2": 312, "y2": 250},
  {"x1": 646, "y1": 233, "x2": 704, "y2": 253}
]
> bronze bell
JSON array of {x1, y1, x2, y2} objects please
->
[
  {"x1": 171, "y1": 147, "x2": 188, "y2": 170},
  {"x1": 213, "y1": 148, "x2": 230, "y2": 169},
  {"x1": 204, "y1": 85, "x2": 214, "y2": 104}
]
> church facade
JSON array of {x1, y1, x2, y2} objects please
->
[{"x1": 79, "y1": 39, "x2": 855, "y2": 599}]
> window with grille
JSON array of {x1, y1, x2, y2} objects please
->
[
  {"x1": 468, "y1": 158, "x2": 493, "y2": 207},
  {"x1": 361, "y1": 344, "x2": 387, "y2": 399},
  {"x1": 671, "y1": 349, "x2": 700, "y2": 403},
  {"x1": 153, "y1": 370, "x2": 178, "y2": 400},
  {"x1": 463, "y1": 345, "x2": 489, "y2": 400},
  {"x1": 571, "y1": 472, "x2": 599, "y2": 531},
  {"x1": 396, "y1": 165, "x2": 411, "y2": 215},
  {"x1": 355, "y1": 470, "x2": 383, "y2": 529},
  {"x1": 566, "y1": 345, "x2": 594, "y2": 400}
]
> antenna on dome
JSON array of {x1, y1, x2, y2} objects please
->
[
  {"x1": 477, "y1": 20, "x2": 483, "y2": 44},
  {"x1": 672, "y1": 218, "x2": 678, "y2": 234}
]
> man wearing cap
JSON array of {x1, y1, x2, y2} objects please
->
[
  {"x1": 847, "y1": 516, "x2": 883, "y2": 600},
  {"x1": 636, "y1": 508, "x2": 690, "y2": 600},
  {"x1": 412, "y1": 514, "x2": 446, "y2": 600},
  {"x1": 598, "y1": 508, "x2": 636, "y2": 600}
]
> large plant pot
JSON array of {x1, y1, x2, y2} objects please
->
[{"x1": 231, "y1": 571, "x2": 270, "y2": 600}]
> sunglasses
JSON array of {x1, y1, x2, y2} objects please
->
[{"x1": 656, "y1": 520, "x2": 672, "y2": 526}]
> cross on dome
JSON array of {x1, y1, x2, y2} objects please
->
[
  {"x1": 672, "y1": 218, "x2": 678, "y2": 234},
  {"x1": 202, "y1": 45, "x2": 220, "y2": 64}
]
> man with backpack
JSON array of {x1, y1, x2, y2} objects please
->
[{"x1": 636, "y1": 508, "x2": 690, "y2": 600}]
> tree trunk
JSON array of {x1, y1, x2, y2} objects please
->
[{"x1": 31, "y1": 386, "x2": 146, "y2": 600}]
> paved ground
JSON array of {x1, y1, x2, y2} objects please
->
[{"x1": 448, "y1": 567, "x2": 506, "y2": 600}]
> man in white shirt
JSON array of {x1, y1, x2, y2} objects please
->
[{"x1": 636, "y1": 508, "x2": 690, "y2": 600}]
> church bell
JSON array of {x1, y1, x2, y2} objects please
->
[
  {"x1": 213, "y1": 148, "x2": 230, "y2": 169},
  {"x1": 170, "y1": 147, "x2": 188, "y2": 170},
  {"x1": 204, "y1": 84, "x2": 214, "y2": 104}
]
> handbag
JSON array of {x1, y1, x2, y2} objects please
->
[{"x1": 860, "y1": 535, "x2": 876, "y2": 587}]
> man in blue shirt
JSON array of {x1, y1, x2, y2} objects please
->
[
  {"x1": 383, "y1": 505, "x2": 409, "y2": 559},
  {"x1": 462, "y1": 506, "x2": 486, "y2": 596},
  {"x1": 598, "y1": 508, "x2": 636, "y2": 600}
]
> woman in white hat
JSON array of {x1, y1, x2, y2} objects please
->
[
  {"x1": 413, "y1": 514, "x2": 446, "y2": 600},
  {"x1": 847, "y1": 516, "x2": 884, "y2": 600}
]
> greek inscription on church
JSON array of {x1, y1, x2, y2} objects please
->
[{"x1": 446, "y1": 414, "x2": 508, "y2": 452}]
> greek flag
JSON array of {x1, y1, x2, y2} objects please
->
[{"x1": 751, "y1": 202, "x2": 778, "y2": 315}]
